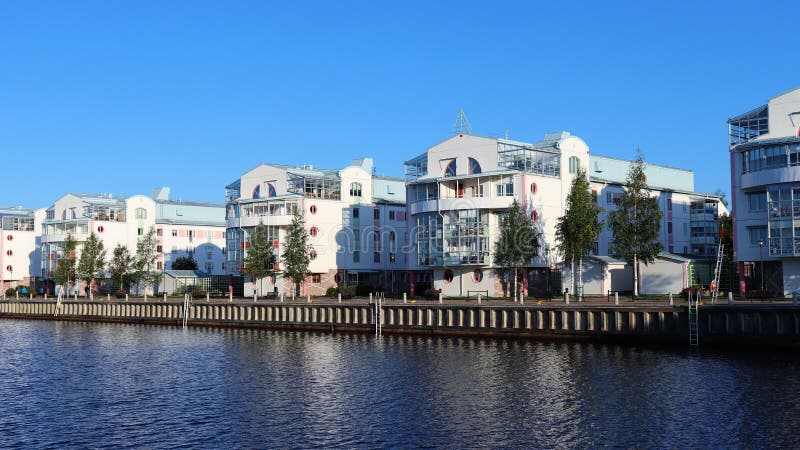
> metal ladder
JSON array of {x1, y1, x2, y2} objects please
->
[
  {"x1": 688, "y1": 292, "x2": 699, "y2": 347},
  {"x1": 182, "y1": 293, "x2": 191, "y2": 328},
  {"x1": 374, "y1": 292, "x2": 383, "y2": 337},
  {"x1": 710, "y1": 242, "x2": 724, "y2": 305}
]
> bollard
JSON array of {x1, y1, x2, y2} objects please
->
[
  {"x1": 74, "y1": 292, "x2": 77, "y2": 301},
  {"x1": 338, "y1": 292, "x2": 342, "y2": 303},
  {"x1": 402, "y1": 293, "x2": 406, "y2": 304},
  {"x1": 107, "y1": 293, "x2": 110, "y2": 301},
  {"x1": 280, "y1": 293, "x2": 284, "y2": 302},
  {"x1": 439, "y1": 292, "x2": 443, "y2": 304},
  {"x1": 307, "y1": 293, "x2": 311, "y2": 303},
  {"x1": 565, "y1": 292, "x2": 569, "y2": 305},
  {"x1": 369, "y1": 293, "x2": 373, "y2": 303},
  {"x1": 728, "y1": 291, "x2": 734, "y2": 305},
  {"x1": 164, "y1": 293, "x2": 167, "y2": 303},
  {"x1": 520, "y1": 294, "x2": 524, "y2": 305},
  {"x1": 229, "y1": 291, "x2": 233, "y2": 303},
  {"x1": 125, "y1": 294, "x2": 129, "y2": 302},
  {"x1": 254, "y1": 293, "x2": 257, "y2": 303},
  {"x1": 45, "y1": 293, "x2": 48, "y2": 300},
  {"x1": 669, "y1": 293, "x2": 673, "y2": 305},
  {"x1": 477, "y1": 293, "x2": 482, "y2": 305},
  {"x1": 16, "y1": 291, "x2": 19, "y2": 300},
  {"x1": 614, "y1": 292, "x2": 619, "y2": 305}
]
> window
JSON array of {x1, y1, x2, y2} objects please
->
[
  {"x1": 667, "y1": 199, "x2": 672, "y2": 211},
  {"x1": 747, "y1": 191, "x2": 767, "y2": 212},
  {"x1": 353, "y1": 251, "x2": 360, "y2": 263},
  {"x1": 444, "y1": 159, "x2": 456, "y2": 177},
  {"x1": 157, "y1": 262, "x2": 163, "y2": 270},
  {"x1": 310, "y1": 250, "x2": 317, "y2": 260},
  {"x1": 496, "y1": 182, "x2": 514, "y2": 197},
  {"x1": 156, "y1": 228, "x2": 163, "y2": 236},
  {"x1": 389, "y1": 231, "x2": 395, "y2": 241},
  {"x1": 468, "y1": 157, "x2": 482, "y2": 175},
  {"x1": 311, "y1": 274, "x2": 321, "y2": 283},
  {"x1": 444, "y1": 269, "x2": 454, "y2": 283},
  {"x1": 207, "y1": 250, "x2": 213, "y2": 260},
  {"x1": 267, "y1": 183, "x2": 276, "y2": 198},
  {"x1": 352, "y1": 208, "x2": 359, "y2": 220},
  {"x1": 569, "y1": 156, "x2": 581, "y2": 174},
  {"x1": 473, "y1": 268, "x2": 483, "y2": 282},
  {"x1": 252, "y1": 185, "x2": 261, "y2": 199},
  {"x1": 374, "y1": 252, "x2": 380, "y2": 263},
  {"x1": 310, "y1": 227, "x2": 318, "y2": 237},
  {"x1": 172, "y1": 229, "x2": 178, "y2": 237},
  {"x1": 748, "y1": 226, "x2": 767, "y2": 245},
  {"x1": 389, "y1": 211, "x2": 395, "y2": 220},
  {"x1": 138, "y1": 227, "x2": 144, "y2": 236},
  {"x1": 206, "y1": 231, "x2": 213, "y2": 239},
  {"x1": 668, "y1": 222, "x2": 673, "y2": 234},
  {"x1": 389, "y1": 252, "x2": 396, "y2": 263},
  {"x1": 156, "y1": 245, "x2": 163, "y2": 253},
  {"x1": 683, "y1": 246, "x2": 688, "y2": 254},
  {"x1": 205, "y1": 261, "x2": 214, "y2": 273},
  {"x1": 135, "y1": 208, "x2": 147, "y2": 219},
  {"x1": 350, "y1": 182, "x2": 362, "y2": 197},
  {"x1": 606, "y1": 192, "x2": 613, "y2": 204},
  {"x1": 310, "y1": 205, "x2": 317, "y2": 214},
  {"x1": 373, "y1": 209, "x2": 380, "y2": 220}
]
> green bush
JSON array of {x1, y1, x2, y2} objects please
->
[
  {"x1": 325, "y1": 286, "x2": 338, "y2": 297},
  {"x1": 5, "y1": 288, "x2": 15, "y2": 298}
]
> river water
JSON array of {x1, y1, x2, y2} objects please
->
[{"x1": 0, "y1": 320, "x2": 798, "y2": 449}]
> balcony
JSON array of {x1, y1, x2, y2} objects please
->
[
  {"x1": 227, "y1": 214, "x2": 293, "y2": 229},
  {"x1": 409, "y1": 196, "x2": 514, "y2": 215}
]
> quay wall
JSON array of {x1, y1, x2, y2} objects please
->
[{"x1": 2, "y1": 301, "x2": 800, "y2": 346}]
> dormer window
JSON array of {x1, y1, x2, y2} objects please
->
[
  {"x1": 267, "y1": 183, "x2": 276, "y2": 198},
  {"x1": 468, "y1": 157, "x2": 482, "y2": 175},
  {"x1": 252, "y1": 185, "x2": 261, "y2": 199},
  {"x1": 444, "y1": 159, "x2": 456, "y2": 177}
]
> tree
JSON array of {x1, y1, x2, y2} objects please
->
[
  {"x1": 607, "y1": 151, "x2": 664, "y2": 297},
  {"x1": 108, "y1": 244, "x2": 135, "y2": 291},
  {"x1": 713, "y1": 188, "x2": 729, "y2": 208},
  {"x1": 135, "y1": 227, "x2": 162, "y2": 299},
  {"x1": 281, "y1": 212, "x2": 311, "y2": 297},
  {"x1": 172, "y1": 256, "x2": 198, "y2": 271},
  {"x1": 53, "y1": 234, "x2": 78, "y2": 294},
  {"x1": 555, "y1": 168, "x2": 603, "y2": 297},
  {"x1": 494, "y1": 199, "x2": 539, "y2": 299},
  {"x1": 243, "y1": 222, "x2": 277, "y2": 296},
  {"x1": 77, "y1": 232, "x2": 106, "y2": 297}
]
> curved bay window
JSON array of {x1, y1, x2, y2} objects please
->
[{"x1": 468, "y1": 157, "x2": 481, "y2": 175}]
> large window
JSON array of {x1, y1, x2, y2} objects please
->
[
  {"x1": 252, "y1": 185, "x2": 261, "y2": 199},
  {"x1": 569, "y1": 156, "x2": 581, "y2": 174},
  {"x1": 135, "y1": 208, "x2": 147, "y2": 219},
  {"x1": 444, "y1": 159, "x2": 456, "y2": 177},
  {"x1": 267, "y1": 183, "x2": 276, "y2": 197},
  {"x1": 468, "y1": 157, "x2": 481, "y2": 175},
  {"x1": 746, "y1": 191, "x2": 767, "y2": 212},
  {"x1": 496, "y1": 182, "x2": 514, "y2": 197},
  {"x1": 748, "y1": 226, "x2": 767, "y2": 245},
  {"x1": 350, "y1": 182, "x2": 362, "y2": 197},
  {"x1": 742, "y1": 143, "x2": 800, "y2": 173}
]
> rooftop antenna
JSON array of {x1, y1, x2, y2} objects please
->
[{"x1": 452, "y1": 108, "x2": 472, "y2": 135}]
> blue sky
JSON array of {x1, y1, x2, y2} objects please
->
[{"x1": 1, "y1": 1, "x2": 797, "y2": 207}]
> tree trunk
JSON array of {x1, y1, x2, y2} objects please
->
[
  {"x1": 578, "y1": 257, "x2": 583, "y2": 301},
  {"x1": 514, "y1": 268, "x2": 519, "y2": 302},
  {"x1": 570, "y1": 257, "x2": 575, "y2": 296},
  {"x1": 633, "y1": 253, "x2": 639, "y2": 298}
]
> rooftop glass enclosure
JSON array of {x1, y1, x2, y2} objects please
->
[
  {"x1": 497, "y1": 142, "x2": 560, "y2": 177},
  {"x1": 416, "y1": 210, "x2": 489, "y2": 266},
  {"x1": 1, "y1": 216, "x2": 34, "y2": 231},
  {"x1": 404, "y1": 153, "x2": 428, "y2": 179},
  {"x1": 729, "y1": 105, "x2": 769, "y2": 145},
  {"x1": 287, "y1": 170, "x2": 341, "y2": 200}
]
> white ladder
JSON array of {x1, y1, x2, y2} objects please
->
[
  {"x1": 374, "y1": 292, "x2": 383, "y2": 337},
  {"x1": 710, "y1": 242, "x2": 724, "y2": 305},
  {"x1": 688, "y1": 292, "x2": 699, "y2": 347},
  {"x1": 183, "y1": 293, "x2": 191, "y2": 328}
]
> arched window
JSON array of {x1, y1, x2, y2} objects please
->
[
  {"x1": 473, "y1": 268, "x2": 483, "y2": 282},
  {"x1": 444, "y1": 269, "x2": 454, "y2": 283},
  {"x1": 267, "y1": 183, "x2": 276, "y2": 198},
  {"x1": 569, "y1": 156, "x2": 581, "y2": 174},
  {"x1": 135, "y1": 208, "x2": 147, "y2": 220},
  {"x1": 61, "y1": 210, "x2": 67, "y2": 220},
  {"x1": 350, "y1": 182, "x2": 362, "y2": 197},
  {"x1": 444, "y1": 159, "x2": 456, "y2": 177},
  {"x1": 468, "y1": 157, "x2": 482, "y2": 175},
  {"x1": 252, "y1": 185, "x2": 261, "y2": 199}
]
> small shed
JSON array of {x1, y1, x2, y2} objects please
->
[
  {"x1": 161, "y1": 270, "x2": 200, "y2": 294},
  {"x1": 562, "y1": 255, "x2": 632, "y2": 296},
  {"x1": 639, "y1": 253, "x2": 691, "y2": 295}
]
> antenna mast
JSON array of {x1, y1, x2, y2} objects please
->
[{"x1": 452, "y1": 108, "x2": 472, "y2": 135}]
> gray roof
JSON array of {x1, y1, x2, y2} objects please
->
[{"x1": 164, "y1": 270, "x2": 200, "y2": 278}]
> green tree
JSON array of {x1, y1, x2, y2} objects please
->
[
  {"x1": 108, "y1": 244, "x2": 135, "y2": 291},
  {"x1": 713, "y1": 188, "x2": 729, "y2": 208},
  {"x1": 77, "y1": 232, "x2": 106, "y2": 297},
  {"x1": 243, "y1": 222, "x2": 277, "y2": 296},
  {"x1": 555, "y1": 168, "x2": 603, "y2": 297},
  {"x1": 281, "y1": 212, "x2": 311, "y2": 297},
  {"x1": 135, "y1": 226, "x2": 162, "y2": 299},
  {"x1": 53, "y1": 234, "x2": 78, "y2": 294},
  {"x1": 172, "y1": 256, "x2": 198, "y2": 271},
  {"x1": 607, "y1": 151, "x2": 664, "y2": 297},
  {"x1": 494, "y1": 199, "x2": 539, "y2": 299}
]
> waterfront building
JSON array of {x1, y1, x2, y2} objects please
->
[
  {"x1": 224, "y1": 158, "x2": 409, "y2": 296},
  {"x1": 0, "y1": 206, "x2": 45, "y2": 291},
  {"x1": 404, "y1": 131, "x2": 727, "y2": 297},
  {"x1": 40, "y1": 187, "x2": 226, "y2": 294},
  {"x1": 729, "y1": 87, "x2": 800, "y2": 296}
]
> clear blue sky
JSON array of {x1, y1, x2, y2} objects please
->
[{"x1": 1, "y1": 1, "x2": 797, "y2": 208}]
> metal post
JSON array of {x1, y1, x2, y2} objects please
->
[
  {"x1": 229, "y1": 291, "x2": 233, "y2": 303},
  {"x1": 125, "y1": 294, "x2": 129, "y2": 301},
  {"x1": 728, "y1": 291, "x2": 734, "y2": 305},
  {"x1": 438, "y1": 292, "x2": 443, "y2": 304},
  {"x1": 402, "y1": 292, "x2": 406, "y2": 304},
  {"x1": 669, "y1": 293, "x2": 673, "y2": 305},
  {"x1": 206, "y1": 292, "x2": 210, "y2": 302},
  {"x1": 338, "y1": 292, "x2": 341, "y2": 303},
  {"x1": 369, "y1": 293, "x2": 373, "y2": 303},
  {"x1": 254, "y1": 293, "x2": 257, "y2": 303},
  {"x1": 307, "y1": 293, "x2": 311, "y2": 303},
  {"x1": 614, "y1": 292, "x2": 619, "y2": 305},
  {"x1": 565, "y1": 292, "x2": 569, "y2": 304},
  {"x1": 477, "y1": 293, "x2": 482, "y2": 305},
  {"x1": 163, "y1": 293, "x2": 167, "y2": 303}
]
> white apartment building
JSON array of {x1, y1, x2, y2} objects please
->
[
  {"x1": 404, "y1": 131, "x2": 726, "y2": 297},
  {"x1": 41, "y1": 187, "x2": 226, "y2": 295},
  {"x1": 0, "y1": 206, "x2": 45, "y2": 291},
  {"x1": 225, "y1": 158, "x2": 408, "y2": 296},
  {"x1": 729, "y1": 87, "x2": 800, "y2": 296}
]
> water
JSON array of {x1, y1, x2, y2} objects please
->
[{"x1": 1, "y1": 320, "x2": 798, "y2": 449}]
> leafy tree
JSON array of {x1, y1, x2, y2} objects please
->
[
  {"x1": 243, "y1": 222, "x2": 277, "y2": 295},
  {"x1": 172, "y1": 256, "x2": 198, "y2": 271},
  {"x1": 494, "y1": 199, "x2": 539, "y2": 299},
  {"x1": 53, "y1": 234, "x2": 78, "y2": 294},
  {"x1": 607, "y1": 151, "x2": 664, "y2": 297},
  {"x1": 281, "y1": 212, "x2": 311, "y2": 297},
  {"x1": 77, "y1": 232, "x2": 106, "y2": 297},
  {"x1": 108, "y1": 244, "x2": 135, "y2": 291},
  {"x1": 555, "y1": 168, "x2": 603, "y2": 297},
  {"x1": 713, "y1": 188, "x2": 729, "y2": 208},
  {"x1": 135, "y1": 227, "x2": 162, "y2": 299}
]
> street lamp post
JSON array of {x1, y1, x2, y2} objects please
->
[{"x1": 758, "y1": 239, "x2": 765, "y2": 291}]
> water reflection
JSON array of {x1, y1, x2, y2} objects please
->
[{"x1": 0, "y1": 321, "x2": 799, "y2": 448}]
